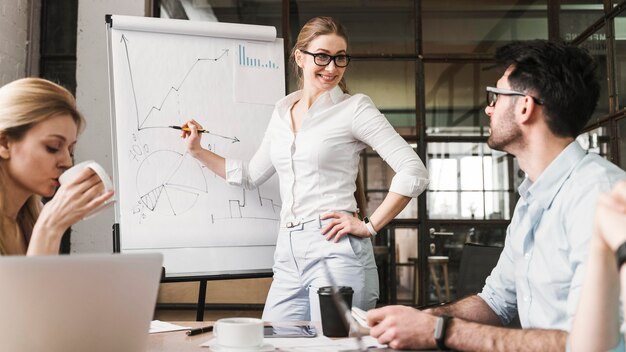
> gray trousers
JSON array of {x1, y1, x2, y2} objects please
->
[{"x1": 262, "y1": 215, "x2": 379, "y2": 322}]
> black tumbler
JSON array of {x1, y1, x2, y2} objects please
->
[{"x1": 317, "y1": 286, "x2": 354, "y2": 337}]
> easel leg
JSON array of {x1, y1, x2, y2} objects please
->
[{"x1": 197, "y1": 280, "x2": 207, "y2": 321}]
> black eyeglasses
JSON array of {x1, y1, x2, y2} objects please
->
[
  {"x1": 486, "y1": 86, "x2": 544, "y2": 107},
  {"x1": 301, "y1": 50, "x2": 351, "y2": 68}
]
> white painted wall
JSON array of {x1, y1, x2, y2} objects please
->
[
  {"x1": 73, "y1": 0, "x2": 145, "y2": 252},
  {"x1": 0, "y1": 0, "x2": 31, "y2": 84}
]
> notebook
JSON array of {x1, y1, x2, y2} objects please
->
[{"x1": 0, "y1": 253, "x2": 163, "y2": 352}]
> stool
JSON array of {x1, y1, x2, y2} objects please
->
[{"x1": 428, "y1": 256, "x2": 450, "y2": 302}]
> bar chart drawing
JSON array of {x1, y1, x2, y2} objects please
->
[{"x1": 238, "y1": 44, "x2": 279, "y2": 69}]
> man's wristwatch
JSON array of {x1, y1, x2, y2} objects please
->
[
  {"x1": 434, "y1": 315, "x2": 452, "y2": 351},
  {"x1": 616, "y1": 241, "x2": 626, "y2": 270},
  {"x1": 363, "y1": 216, "x2": 377, "y2": 236}
]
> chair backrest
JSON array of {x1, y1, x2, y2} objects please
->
[{"x1": 455, "y1": 243, "x2": 503, "y2": 298}]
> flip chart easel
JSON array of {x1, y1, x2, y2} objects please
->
[{"x1": 106, "y1": 15, "x2": 284, "y2": 318}]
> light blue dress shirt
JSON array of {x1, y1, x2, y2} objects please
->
[{"x1": 478, "y1": 142, "x2": 626, "y2": 331}]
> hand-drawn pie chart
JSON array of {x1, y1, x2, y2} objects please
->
[{"x1": 136, "y1": 150, "x2": 207, "y2": 215}]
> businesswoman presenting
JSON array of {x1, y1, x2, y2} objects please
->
[
  {"x1": 0, "y1": 78, "x2": 114, "y2": 255},
  {"x1": 182, "y1": 16, "x2": 428, "y2": 321}
]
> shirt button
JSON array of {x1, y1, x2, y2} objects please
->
[
  {"x1": 524, "y1": 253, "x2": 530, "y2": 259},
  {"x1": 523, "y1": 295, "x2": 530, "y2": 302}
]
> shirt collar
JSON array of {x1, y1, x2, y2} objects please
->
[
  {"x1": 518, "y1": 141, "x2": 587, "y2": 209},
  {"x1": 275, "y1": 89, "x2": 302, "y2": 117},
  {"x1": 274, "y1": 86, "x2": 345, "y2": 121},
  {"x1": 327, "y1": 85, "x2": 344, "y2": 104}
]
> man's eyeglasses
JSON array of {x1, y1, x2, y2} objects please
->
[
  {"x1": 486, "y1": 86, "x2": 544, "y2": 107},
  {"x1": 301, "y1": 50, "x2": 351, "y2": 68}
]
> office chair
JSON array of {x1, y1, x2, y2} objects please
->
[{"x1": 455, "y1": 243, "x2": 503, "y2": 298}]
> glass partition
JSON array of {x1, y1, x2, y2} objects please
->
[
  {"x1": 560, "y1": 0, "x2": 605, "y2": 41},
  {"x1": 150, "y1": 0, "x2": 625, "y2": 308},
  {"x1": 426, "y1": 142, "x2": 518, "y2": 220},
  {"x1": 619, "y1": 117, "x2": 626, "y2": 167},
  {"x1": 580, "y1": 26, "x2": 610, "y2": 122},
  {"x1": 421, "y1": 223, "x2": 507, "y2": 304},
  {"x1": 159, "y1": 0, "x2": 282, "y2": 31},
  {"x1": 346, "y1": 60, "x2": 416, "y2": 131},
  {"x1": 614, "y1": 10, "x2": 626, "y2": 111},
  {"x1": 577, "y1": 125, "x2": 611, "y2": 159},
  {"x1": 425, "y1": 62, "x2": 501, "y2": 136},
  {"x1": 291, "y1": 0, "x2": 416, "y2": 54},
  {"x1": 422, "y1": 0, "x2": 548, "y2": 54}
]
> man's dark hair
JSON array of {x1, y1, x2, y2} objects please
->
[{"x1": 496, "y1": 40, "x2": 600, "y2": 138}]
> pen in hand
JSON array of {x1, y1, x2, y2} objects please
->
[
  {"x1": 186, "y1": 325, "x2": 213, "y2": 336},
  {"x1": 169, "y1": 125, "x2": 209, "y2": 134}
]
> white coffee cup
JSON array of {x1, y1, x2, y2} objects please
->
[
  {"x1": 58, "y1": 160, "x2": 114, "y2": 219},
  {"x1": 213, "y1": 317, "x2": 264, "y2": 349}
]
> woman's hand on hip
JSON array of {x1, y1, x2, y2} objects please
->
[{"x1": 320, "y1": 212, "x2": 370, "y2": 242}]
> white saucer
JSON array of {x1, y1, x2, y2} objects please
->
[{"x1": 209, "y1": 342, "x2": 274, "y2": 352}]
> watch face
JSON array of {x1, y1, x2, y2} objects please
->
[{"x1": 434, "y1": 316, "x2": 444, "y2": 338}]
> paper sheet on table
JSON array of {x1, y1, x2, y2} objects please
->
[
  {"x1": 201, "y1": 335, "x2": 386, "y2": 351},
  {"x1": 149, "y1": 320, "x2": 191, "y2": 334}
]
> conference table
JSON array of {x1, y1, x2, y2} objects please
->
[{"x1": 147, "y1": 321, "x2": 436, "y2": 351}]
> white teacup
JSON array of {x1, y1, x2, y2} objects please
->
[
  {"x1": 213, "y1": 317, "x2": 264, "y2": 349},
  {"x1": 58, "y1": 160, "x2": 114, "y2": 219}
]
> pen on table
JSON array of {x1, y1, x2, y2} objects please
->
[
  {"x1": 169, "y1": 125, "x2": 209, "y2": 134},
  {"x1": 186, "y1": 325, "x2": 213, "y2": 336}
]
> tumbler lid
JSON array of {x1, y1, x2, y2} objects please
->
[{"x1": 317, "y1": 286, "x2": 354, "y2": 295}]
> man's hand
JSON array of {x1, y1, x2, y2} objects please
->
[{"x1": 367, "y1": 305, "x2": 438, "y2": 350}]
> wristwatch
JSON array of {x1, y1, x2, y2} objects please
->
[
  {"x1": 363, "y1": 216, "x2": 377, "y2": 236},
  {"x1": 616, "y1": 241, "x2": 626, "y2": 270},
  {"x1": 434, "y1": 315, "x2": 452, "y2": 351}
]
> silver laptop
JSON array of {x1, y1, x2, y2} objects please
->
[{"x1": 0, "y1": 253, "x2": 163, "y2": 352}]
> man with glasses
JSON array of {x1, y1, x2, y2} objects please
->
[{"x1": 367, "y1": 40, "x2": 626, "y2": 351}]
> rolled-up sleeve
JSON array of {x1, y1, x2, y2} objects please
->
[
  {"x1": 224, "y1": 123, "x2": 275, "y2": 190},
  {"x1": 351, "y1": 95, "x2": 429, "y2": 198},
  {"x1": 478, "y1": 226, "x2": 519, "y2": 325}
]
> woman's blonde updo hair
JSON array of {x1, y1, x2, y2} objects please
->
[
  {"x1": 291, "y1": 16, "x2": 350, "y2": 93},
  {"x1": 0, "y1": 77, "x2": 85, "y2": 254}
]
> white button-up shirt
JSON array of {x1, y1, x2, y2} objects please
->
[
  {"x1": 478, "y1": 142, "x2": 626, "y2": 331},
  {"x1": 225, "y1": 86, "x2": 429, "y2": 223}
]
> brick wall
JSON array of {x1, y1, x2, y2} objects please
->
[{"x1": 0, "y1": 0, "x2": 29, "y2": 85}]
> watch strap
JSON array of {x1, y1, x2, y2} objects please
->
[
  {"x1": 616, "y1": 241, "x2": 626, "y2": 270},
  {"x1": 434, "y1": 315, "x2": 452, "y2": 351},
  {"x1": 363, "y1": 217, "x2": 377, "y2": 236}
]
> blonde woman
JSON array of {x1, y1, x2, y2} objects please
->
[
  {"x1": 181, "y1": 17, "x2": 428, "y2": 321},
  {"x1": 0, "y1": 78, "x2": 114, "y2": 255}
]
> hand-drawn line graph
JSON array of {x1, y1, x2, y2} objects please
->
[
  {"x1": 120, "y1": 34, "x2": 239, "y2": 144},
  {"x1": 118, "y1": 33, "x2": 281, "y2": 222},
  {"x1": 211, "y1": 188, "x2": 281, "y2": 223}
]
